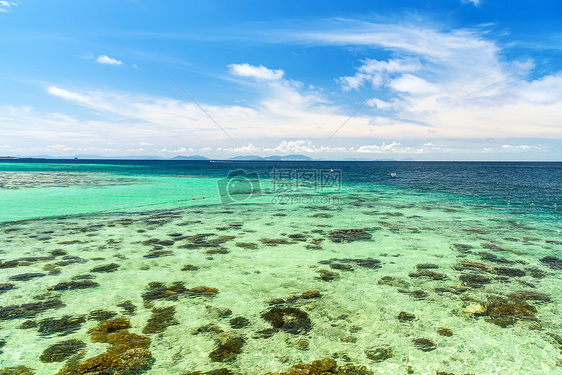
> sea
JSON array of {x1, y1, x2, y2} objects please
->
[{"x1": 0, "y1": 160, "x2": 561, "y2": 374}]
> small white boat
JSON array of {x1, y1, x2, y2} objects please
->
[{"x1": 390, "y1": 173, "x2": 397, "y2": 178}]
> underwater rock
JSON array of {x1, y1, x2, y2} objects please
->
[
  {"x1": 90, "y1": 263, "x2": 120, "y2": 273},
  {"x1": 365, "y1": 346, "x2": 394, "y2": 362},
  {"x1": 463, "y1": 302, "x2": 487, "y2": 316},
  {"x1": 460, "y1": 261, "x2": 491, "y2": 271},
  {"x1": 141, "y1": 282, "x2": 218, "y2": 304},
  {"x1": 416, "y1": 263, "x2": 439, "y2": 270},
  {"x1": 311, "y1": 213, "x2": 333, "y2": 218},
  {"x1": 315, "y1": 269, "x2": 340, "y2": 282},
  {"x1": 144, "y1": 250, "x2": 174, "y2": 258},
  {"x1": 48, "y1": 280, "x2": 99, "y2": 291},
  {"x1": 143, "y1": 306, "x2": 178, "y2": 334},
  {"x1": 183, "y1": 369, "x2": 235, "y2": 375},
  {"x1": 117, "y1": 301, "x2": 137, "y2": 315},
  {"x1": 397, "y1": 311, "x2": 416, "y2": 322},
  {"x1": 0, "y1": 283, "x2": 15, "y2": 293},
  {"x1": 301, "y1": 290, "x2": 321, "y2": 299},
  {"x1": 459, "y1": 273, "x2": 490, "y2": 288},
  {"x1": 478, "y1": 252, "x2": 515, "y2": 264},
  {"x1": 412, "y1": 338, "x2": 436, "y2": 352},
  {"x1": 205, "y1": 306, "x2": 232, "y2": 319},
  {"x1": 492, "y1": 267, "x2": 526, "y2": 277},
  {"x1": 0, "y1": 366, "x2": 36, "y2": 375},
  {"x1": 18, "y1": 320, "x2": 38, "y2": 329},
  {"x1": 0, "y1": 299, "x2": 64, "y2": 320},
  {"x1": 88, "y1": 318, "x2": 131, "y2": 341},
  {"x1": 378, "y1": 276, "x2": 410, "y2": 288},
  {"x1": 509, "y1": 290, "x2": 551, "y2": 302},
  {"x1": 209, "y1": 332, "x2": 245, "y2": 362},
  {"x1": 88, "y1": 309, "x2": 118, "y2": 321},
  {"x1": 261, "y1": 307, "x2": 312, "y2": 334},
  {"x1": 409, "y1": 270, "x2": 447, "y2": 280},
  {"x1": 483, "y1": 299, "x2": 538, "y2": 327},
  {"x1": 253, "y1": 328, "x2": 278, "y2": 339},
  {"x1": 192, "y1": 324, "x2": 224, "y2": 335},
  {"x1": 39, "y1": 339, "x2": 86, "y2": 363},
  {"x1": 540, "y1": 256, "x2": 562, "y2": 270},
  {"x1": 229, "y1": 316, "x2": 250, "y2": 329},
  {"x1": 398, "y1": 289, "x2": 428, "y2": 299},
  {"x1": 8, "y1": 273, "x2": 46, "y2": 281},
  {"x1": 205, "y1": 248, "x2": 230, "y2": 255},
  {"x1": 235, "y1": 242, "x2": 259, "y2": 250},
  {"x1": 270, "y1": 358, "x2": 372, "y2": 375},
  {"x1": 329, "y1": 263, "x2": 354, "y2": 271},
  {"x1": 329, "y1": 229, "x2": 372, "y2": 243},
  {"x1": 182, "y1": 264, "x2": 200, "y2": 271},
  {"x1": 436, "y1": 328, "x2": 453, "y2": 337},
  {"x1": 259, "y1": 238, "x2": 298, "y2": 246},
  {"x1": 37, "y1": 315, "x2": 86, "y2": 336}
]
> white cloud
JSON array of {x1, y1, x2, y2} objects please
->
[
  {"x1": 96, "y1": 55, "x2": 123, "y2": 65},
  {"x1": 357, "y1": 141, "x2": 401, "y2": 153},
  {"x1": 0, "y1": 1, "x2": 17, "y2": 13},
  {"x1": 228, "y1": 63, "x2": 284, "y2": 81},
  {"x1": 462, "y1": 0, "x2": 480, "y2": 6}
]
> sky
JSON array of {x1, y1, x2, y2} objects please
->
[{"x1": 1, "y1": 0, "x2": 562, "y2": 160}]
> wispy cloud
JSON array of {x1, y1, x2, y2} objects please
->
[
  {"x1": 0, "y1": 1, "x2": 17, "y2": 13},
  {"x1": 461, "y1": 0, "x2": 480, "y2": 6},
  {"x1": 96, "y1": 55, "x2": 123, "y2": 65}
]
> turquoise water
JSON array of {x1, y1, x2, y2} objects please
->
[{"x1": 0, "y1": 161, "x2": 561, "y2": 374}]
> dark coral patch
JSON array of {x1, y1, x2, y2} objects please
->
[
  {"x1": 143, "y1": 306, "x2": 178, "y2": 334},
  {"x1": 90, "y1": 263, "x2": 120, "y2": 273},
  {"x1": 261, "y1": 307, "x2": 312, "y2": 335},
  {"x1": 209, "y1": 333, "x2": 245, "y2": 362},
  {"x1": 329, "y1": 229, "x2": 372, "y2": 243},
  {"x1": 48, "y1": 281, "x2": 99, "y2": 291},
  {"x1": 8, "y1": 273, "x2": 46, "y2": 281},
  {"x1": 39, "y1": 339, "x2": 86, "y2": 363},
  {"x1": 37, "y1": 315, "x2": 86, "y2": 336},
  {"x1": 0, "y1": 299, "x2": 64, "y2": 320}
]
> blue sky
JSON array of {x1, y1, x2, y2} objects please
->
[{"x1": 1, "y1": 0, "x2": 562, "y2": 160}]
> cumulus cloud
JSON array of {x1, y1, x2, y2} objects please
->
[
  {"x1": 96, "y1": 55, "x2": 123, "y2": 65},
  {"x1": 228, "y1": 63, "x2": 284, "y2": 81}
]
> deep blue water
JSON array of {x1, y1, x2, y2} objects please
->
[{"x1": 3, "y1": 159, "x2": 561, "y2": 209}]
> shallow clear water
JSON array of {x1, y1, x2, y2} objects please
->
[{"x1": 0, "y1": 160, "x2": 561, "y2": 374}]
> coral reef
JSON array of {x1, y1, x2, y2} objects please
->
[
  {"x1": 365, "y1": 346, "x2": 394, "y2": 362},
  {"x1": 229, "y1": 316, "x2": 250, "y2": 329},
  {"x1": 90, "y1": 263, "x2": 120, "y2": 273},
  {"x1": 269, "y1": 358, "x2": 372, "y2": 375},
  {"x1": 47, "y1": 281, "x2": 99, "y2": 291},
  {"x1": 88, "y1": 309, "x2": 118, "y2": 321},
  {"x1": 412, "y1": 338, "x2": 436, "y2": 352},
  {"x1": 0, "y1": 299, "x2": 64, "y2": 320},
  {"x1": 143, "y1": 306, "x2": 178, "y2": 334},
  {"x1": 329, "y1": 229, "x2": 372, "y2": 243},
  {"x1": 261, "y1": 307, "x2": 312, "y2": 334},
  {"x1": 209, "y1": 332, "x2": 245, "y2": 362},
  {"x1": 0, "y1": 366, "x2": 36, "y2": 375},
  {"x1": 39, "y1": 339, "x2": 86, "y2": 363},
  {"x1": 37, "y1": 315, "x2": 86, "y2": 336}
]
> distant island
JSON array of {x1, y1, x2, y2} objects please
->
[{"x1": 2, "y1": 154, "x2": 414, "y2": 162}]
